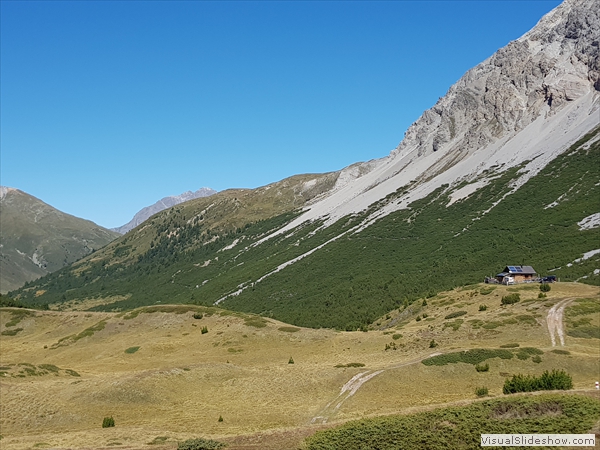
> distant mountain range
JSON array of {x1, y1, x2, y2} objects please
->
[
  {"x1": 111, "y1": 188, "x2": 217, "y2": 234},
  {"x1": 0, "y1": 187, "x2": 120, "y2": 293},
  {"x1": 9, "y1": 0, "x2": 600, "y2": 329}
]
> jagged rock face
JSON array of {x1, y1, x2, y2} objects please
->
[
  {"x1": 394, "y1": 0, "x2": 599, "y2": 160},
  {"x1": 112, "y1": 187, "x2": 217, "y2": 234}
]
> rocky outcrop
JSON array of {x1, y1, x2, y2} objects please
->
[{"x1": 393, "y1": 0, "x2": 599, "y2": 161}]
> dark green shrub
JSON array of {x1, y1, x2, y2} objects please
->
[
  {"x1": 503, "y1": 369, "x2": 573, "y2": 394},
  {"x1": 532, "y1": 355, "x2": 542, "y2": 364},
  {"x1": 423, "y1": 349, "x2": 513, "y2": 366},
  {"x1": 288, "y1": 357, "x2": 294, "y2": 364},
  {"x1": 551, "y1": 349, "x2": 570, "y2": 355},
  {"x1": 479, "y1": 304, "x2": 487, "y2": 311},
  {"x1": 475, "y1": 363, "x2": 489, "y2": 372},
  {"x1": 500, "y1": 343, "x2": 519, "y2": 348},
  {"x1": 445, "y1": 311, "x2": 467, "y2": 319},
  {"x1": 540, "y1": 283, "x2": 551, "y2": 293},
  {"x1": 501, "y1": 294, "x2": 520, "y2": 305},
  {"x1": 218, "y1": 415, "x2": 223, "y2": 422},
  {"x1": 475, "y1": 387, "x2": 488, "y2": 397},
  {"x1": 392, "y1": 333, "x2": 402, "y2": 340},
  {"x1": 335, "y1": 362, "x2": 365, "y2": 368},
  {"x1": 422, "y1": 313, "x2": 428, "y2": 318},
  {"x1": 538, "y1": 292, "x2": 547, "y2": 299},
  {"x1": 422, "y1": 299, "x2": 427, "y2": 306},
  {"x1": 193, "y1": 313, "x2": 203, "y2": 319},
  {"x1": 201, "y1": 326, "x2": 208, "y2": 334},
  {"x1": 429, "y1": 340, "x2": 438, "y2": 348},
  {"x1": 415, "y1": 315, "x2": 422, "y2": 322},
  {"x1": 124, "y1": 346, "x2": 140, "y2": 354},
  {"x1": 177, "y1": 438, "x2": 226, "y2": 450},
  {"x1": 102, "y1": 416, "x2": 115, "y2": 428}
]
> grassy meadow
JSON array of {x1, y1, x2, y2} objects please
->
[{"x1": 1, "y1": 282, "x2": 598, "y2": 449}]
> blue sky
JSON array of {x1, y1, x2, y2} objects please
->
[{"x1": 1, "y1": 0, "x2": 561, "y2": 229}]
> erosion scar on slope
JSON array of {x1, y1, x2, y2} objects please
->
[{"x1": 547, "y1": 298, "x2": 573, "y2": 347}]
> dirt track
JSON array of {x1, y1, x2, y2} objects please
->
[{"x1": 547, "y1": 298, "x2": 573, "y2": 346}]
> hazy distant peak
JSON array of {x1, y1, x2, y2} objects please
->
[{"x1": 112, "y1": 187, "x2": 217, "y2": 234}]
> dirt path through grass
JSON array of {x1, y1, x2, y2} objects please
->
[
  {"x1": 310, "y1": 352, "x2": 442, "y2": 424},
  {"x1": 547, "y1": 298, "x2": 573, "y2": 347}
]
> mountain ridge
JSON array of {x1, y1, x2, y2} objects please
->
[
  {"x1": 111, "y1": 187, "x2": 217, "y2": 235},
  {"x1": 9, "y1": 0, "x2": 600, "y2": 330},
  {"x1": 0, "y1": 187, "x2": 119, "y2": 293}
]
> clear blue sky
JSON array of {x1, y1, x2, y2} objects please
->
[{"x1": 1, "y1": 0, "x2": 561, "y2": 229}]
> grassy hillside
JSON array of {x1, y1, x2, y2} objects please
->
[
  {"x1": 0, "y1": 282, "x2": 598, "y2": 449},
  {"x1": 9, "y1": 127, "x2": 600, "y2": 330},
  {"x1": 0, "y1": 188, "x2": 119, "y2": 293}
]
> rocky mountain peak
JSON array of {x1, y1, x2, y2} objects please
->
[{"x1": 393, "y1": 0, "x2": 599, "y2": 161}]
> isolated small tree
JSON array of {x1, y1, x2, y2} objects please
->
[
  {"x1": 479, "y1": 304, "x2": 487, "y2": 311},
  {"x1": 422, "y1": 299, "x2": 427, "y2": 307},
  {"x1": 218, "y1": 415, "x2": 223, "y2": 422},
  {"x1": 201, "y1": 326, "x2": 208, "y2": 334},
  {"x1": 102, "y1": 416, "x2": 115, "y2": 428},
  {"x1": 429, "y1": 340, "x2": 438, "y2": 348},
  {"x1": 288, "y1": 357, "x2": 295, "y2": 364}
]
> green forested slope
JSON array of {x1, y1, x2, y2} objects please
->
[{"x1": 10, "y1": 128, "x2": 600, "y2": 329}]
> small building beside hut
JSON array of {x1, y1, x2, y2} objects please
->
[{"x1": 495, "y1": 265, "x2": 537, "y2": 284}]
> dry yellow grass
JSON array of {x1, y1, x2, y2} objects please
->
[{"x1": 0, "y1": 282, "x2": 598, "y2": 449}]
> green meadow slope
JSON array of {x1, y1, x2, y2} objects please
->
[{"x1": 10, "y1": 127, "x2": 600, "y2": 330}]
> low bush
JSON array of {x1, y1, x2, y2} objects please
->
[
  {"x1": 475, "y1": 363, "x2": 489, "y2": 372},
  {"x1": 540, "y1": 283, "x2": 551, "y2": 293},
  {"x1": 429, "y1": 340, "x2": 438, "y2": 348},
  {"x1": 551, "y1": 349, "x2": 570, "y2": 355},
  {"x1": 124, "y1": 346, "x2": 140, "y2": 354},
  {"x1": 444, "y1": 311, "x2": 467, "y2": 319},
  {"x1": 423, "y1": 349, "x2": 513, "y2": 366},
  {"x1": 532, "y1": 355, "x2": 542, "y2": 364},
  {"x1": 503, "y1": 369, "x2": 573, "y2": 394},
  {"x1": 201, "y1": 326, "x2": 208, "y2": 334},
  {"x1": 288, "y1": 357, "x2": 294, "y2": 364},
  {"x1": 538, "y1": 292, "x2": 547, "y2": 299},
  {"x1": 475, "y1": 387, "x2": 488, "y2": 397},
  {"x1": 102, "y1": 416, "x2": 115, "y2": 428},
  {"x1": 392, "y1": 333, "x2": 402, "y2": 340},
  {"x1": 500, "y1": 343, "x2": 519, "y2": 348},
  {"x1": 335, "y1": 362, "x2": 365, "y2": 368},
  {"x1": 177, "y1": 438, "x2": 226, "y2": 450},
  {"x1": 193, "y1": 313, "x2": 203, "y2": 320},
  {"x1": 501, "y1": 294, "x2": 520, "y2": 305},
  {"x1": 479, "y1": 304, "x2": 487, "y2": 311}
]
